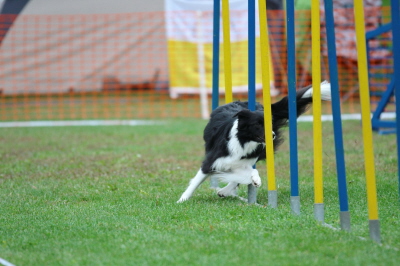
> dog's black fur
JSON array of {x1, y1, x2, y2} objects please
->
[
  {"x1": 202, "y1": 85, "x2": 314, "y2": 172},
  {"x1": 177, "y1": 83, "x2": 330, "y2": 203}
]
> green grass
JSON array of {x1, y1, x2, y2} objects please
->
[{"x1": 1, "y1": 119, "x2": 400, "y2": 265}]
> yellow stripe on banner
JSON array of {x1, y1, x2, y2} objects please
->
[
  {"x1": 222, "y1": 0, "x2": 233, "y2": 103},
  {"x1": 311, "y1": 0, "x2": 323, "y2": 204},
  {"x1": 353, "y1": 0, "x2": 379, "y2": 220},
  {"x1": 167, "y1": 40, "x2": 263, "y2": 89},
  {"x1": 258, "y1": 0, "x2": 276, "y2": 191}
]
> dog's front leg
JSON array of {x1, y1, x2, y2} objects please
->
[
  {"x1": 251, "y1": 168, "x2": 261, "y2": 187},
  {"x1": 177, "y1": 169, "x2": 208, "y2": 203}
]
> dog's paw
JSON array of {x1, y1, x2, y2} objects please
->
[
  {"x1": 177, "y1": 195, "x2": 190, "y2": 203},
  {"x1": 217, "y1": 190, "x2": 231, "y2": 198},
  {"x1": 177, "y1": 197, "x2": 187, "y2": 203},
  {"x1": 251, "y1": 169, "x2": 262, "y2": 188},
  {"x1": 217, "y1": 183, "x2": 238, "y2": 198},
  {"x1": 217, "y1": 189, "x2": 236, "y2": 198}
]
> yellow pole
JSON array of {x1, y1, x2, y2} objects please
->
[
  {"x1": 353, "y1": 0, "x2": 379, "y2": 220},
  {"x1": 258, "y1": 0, "x2": 277, "y2": 206},
  {"x1": 311, "y1": 0, "x2": 323, "y2": 204},
  {"x1": 353, "y1": 0, "x2": 380, "y2": 243},
  {"x1": 222, "y1": 0, "x2": 233, "y2": 103}
]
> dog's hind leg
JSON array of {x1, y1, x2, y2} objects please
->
[
  {"x1": 217, "y1": 182, "x2": 239, "y2": 198},
  {"x1": 177, "y1": 169, "x2": 208, "y2": 203}
]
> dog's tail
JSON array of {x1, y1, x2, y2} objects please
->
[
  {"x1": 300, "y1": 80, "x2": 331, "y2": 101},
  {"x1": 271, "y1": 81, "x2": 331, "y2": 123}
]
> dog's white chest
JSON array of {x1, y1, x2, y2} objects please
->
[{"x1": 211, "y1": 120, "x2": 260, "y2": 172}]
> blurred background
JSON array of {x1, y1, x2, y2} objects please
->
[{"x1": 0, "y1": 0, "x2": 394, "y2": 121}]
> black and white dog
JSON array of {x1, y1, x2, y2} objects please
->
[{"x1": 177, "y1": 81, "x2": 331, "y2": 203}]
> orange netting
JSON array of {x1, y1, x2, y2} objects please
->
[{"x1": 0, "y1": 8, "x2": 394, "y2": 121}]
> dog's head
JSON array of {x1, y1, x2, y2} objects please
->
[{"x1": 234, "y1": 109, "x2": 273, "y2": 144}]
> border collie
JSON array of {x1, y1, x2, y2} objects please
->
[{"x1": 177, "y1": 81, "x2": 331, "y2": 203}]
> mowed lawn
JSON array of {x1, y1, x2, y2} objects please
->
[{"x1": 1, "y1": 119, "x2": 399, "y2": 265}]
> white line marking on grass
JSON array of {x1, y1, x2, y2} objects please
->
[
  {"x1": 0, "y1": 120, "x2": 165, "y2": 128},
  {"x1": 321, "y1": 223, "x2": 339, "y2": 230},
  {"x1": 0, "y1": 257, "x2": 15, "y2": 266},
  {"x1": 356, "y1": 236, "x2": 400, "y2": 251},
  {"x1": 321, "y1": 223, "x2": 398, "y2": 250},
  {"x1": 238, "y1": 196, "x2": 264, "y2": 207},
  {"x1": 297, "y1": 112, "x2": 395, "y2": 122},
  {"x1": 1, "y1": 112, "x2": 395, "y2": 127}
]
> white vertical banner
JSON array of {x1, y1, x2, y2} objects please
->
[{"x1": 165, "y1": 0, "x2": 273, "y2": 101}]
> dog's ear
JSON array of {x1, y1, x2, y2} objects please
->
[{"x1": 233, "y1": 109, "x2": 253, "y2": 120}]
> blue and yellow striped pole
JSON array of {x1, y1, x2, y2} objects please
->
[
  {"x1": 311, "y1": 0, "x2": 324, "y2": 222},
  {"x1": 258, "y1": 0, "x2": 277, "y2": 208}
]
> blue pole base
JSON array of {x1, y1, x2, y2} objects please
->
[
  {"x1": 290, "y1": 196, "x2": 300, "y2": 215},
  {"x1": 340, "y1": 211, "x2": 351, "y2": 231}
]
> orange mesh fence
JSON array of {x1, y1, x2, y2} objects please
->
[{"x1": 0, "y1": 8, "x2": 394, "y2": 121}]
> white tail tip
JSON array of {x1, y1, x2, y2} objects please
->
[
  {"x1": 320, "y1": 80, "x2": 331, "y2": 101},
  {"x1": 302, "y1": 80, "x2": 331, "y2": 101}
]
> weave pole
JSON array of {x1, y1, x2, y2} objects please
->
[
  {"x1": 311, "y1": 0, "x2": 324, "y2": 222},
  {"x1": 222, "y1": 0, "x2": 233, "y2": 104},
  {"x1": 212, "y1": 0, "x2": 221, "y2": 111},
  {"x1": 286, "y1": 0, "x2": 300, "y2": 215},
  {"x1": 390, "y1": 0, "x2": 400, "y2": 202},
  {"x1": 210, "y1": 0, "x2": 221, "y2": 189},
  {"x1": 247, "y1": 0, "x2": 256, "y2": 112},
  {"x1": 353, "y1": 0, "x2": 381, "y2": 243},
  {"x1": 323, "y1": 0, "x2": 350, "y2": 231},
  {"x1": 258, "y1": 0, "x2": 277, "y2": 208},
  {"x1": 247, "y1": 0, "x2": 258, "y2": 204}
]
